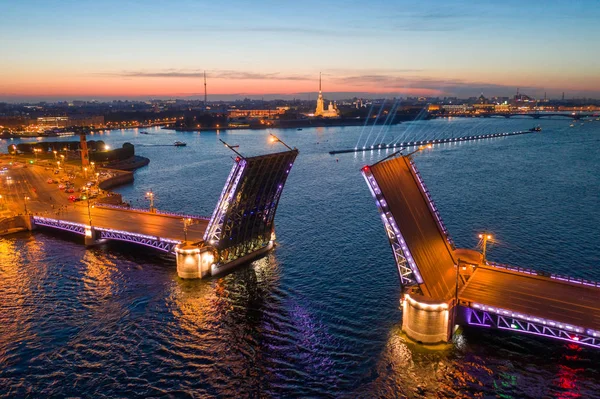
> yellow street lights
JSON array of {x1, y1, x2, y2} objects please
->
[
  {"x1": 84, "y1": 167, "x2": 88, "y2": 179},
  {"x1": 478, "y1": 233, "x2": 493, "y2": 264},
  {"x1": 182, "y1": 217, "x2": 192, "y2": 242},
  {"x1": 23, "y1": 196, "x2": 30, "y2": 214},
  {"x1": 53, "y1": 150, "x2": 57, "y2": 160},
  {"x1": 146, "y1": 189, "x2": 155, "y2": 213},
  {"x1": 269, "y1": 134, "x2": 294, "y2": 151}
]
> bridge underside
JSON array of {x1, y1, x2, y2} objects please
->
[{"x1": 204, "y1": 149, "x2": 298, "y2": 268}]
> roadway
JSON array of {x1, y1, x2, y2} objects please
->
[
  {"x1": 369, "y1": 155, "x2": 458, "y2": 300},
  {"x1": 459, "y1": 266, "x2": 600, "y2": 331},
  {"x1": 0, "y1": 155, "x2": 208, "y2": 243},
  {"x1": 54, "y1": 206, "x2": 208, "y2": 242}
]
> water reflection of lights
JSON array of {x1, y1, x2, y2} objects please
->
[
  {"x1": 0, "y1": 238, "x2": 46, "y2": 361},
  {"x1": 80, "y1": 250, "x2": 118, "y2": 304}
]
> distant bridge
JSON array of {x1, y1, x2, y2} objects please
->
[
  {"x1": 28, "y1": 149, "x2": 299, "y2": 278},
  {"x1": 362, "y1": 154, "x2": 600, "y2": 348},
  {"x1": 442, "y1": 112, "x2": 598, "y2": 120},
  {"x1": 330, "y1": 129, "x2": 539, "y2": 155}
]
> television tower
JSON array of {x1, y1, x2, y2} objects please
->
[{"x1": 203, "y1": 71, "x2": 207, "y2": 106}]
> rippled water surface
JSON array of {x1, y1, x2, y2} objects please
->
[{"x1": 1, "y1": 118, "x2": 599, "y2": 398}]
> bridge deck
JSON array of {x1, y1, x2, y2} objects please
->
[
  {"x1": 370, "y1": 156, "x2": 457, "y2": 299},
  {"x1": 48, "y1": 207, "x2": 208, "y2": 243},
  {"x1": 459, "y1": 266, "x2": 600, "y2": 331}
]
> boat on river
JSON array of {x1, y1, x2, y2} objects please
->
[{"x1": 174, "y1": 141, "x2": 187, "y2": 147}]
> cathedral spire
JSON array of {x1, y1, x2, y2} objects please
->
[{"x1": 319, "y1": 72, "x2": 322, "y2": 93}]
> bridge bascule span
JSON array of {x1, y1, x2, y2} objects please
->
[
  {"x1": 29, "y1": 148, "x2": 298, "y2": 279},
  {"x1": 362, "y1": 154, "x2": 600, "y2": 349}
]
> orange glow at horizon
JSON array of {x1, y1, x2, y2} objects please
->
[{"x1": 0, "y1": 76, "x2": 445, "y2": 98}]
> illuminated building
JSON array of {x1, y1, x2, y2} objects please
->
[
  {"x1": 37, "y1": 116, "x2": 105, "y2": 128},
  {"x1": 228, "y1": 109, "x2": 286, "y2": 119},
  {"x1": 314, "y1": 72, "x2": 339, "y2": 118}
]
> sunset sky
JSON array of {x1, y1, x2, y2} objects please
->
[{"x1": 1, "y1": 0, "x2": 599, "y2": 101}]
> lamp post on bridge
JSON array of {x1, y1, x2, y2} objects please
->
[
  {"x1": 82, "y1": 189, "x2": 93, "y2": 227},
  {"x1": 146, "y1": 189, "x2": 155, "y2": 213},
  {"x1": 23, "y1": 196, "x2": 30, "y2": 214},
  {"x1": 269, "y1": 134, "x2": 294, "y2": 151},
  {"x1": 183, "y1": 217, "x2": 192, "y2": 242},
  {"x1": 478, "y1": 233, "x2": 493, "y2": 264}
]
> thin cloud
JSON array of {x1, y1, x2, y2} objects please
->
[{"x1": 98, "y1": 69, "x2": 312, "y2": 81}]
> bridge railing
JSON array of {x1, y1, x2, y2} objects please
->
[
  {"x1": 486, "y1": 262, "x2": 600, "y2": 288},
  {"x1": 95, "y1": 203, "x2": 210, "y2": 221}
]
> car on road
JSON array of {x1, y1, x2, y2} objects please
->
[
  {"x1": 58, "y1": 184, "x2": 65, "y2": 190},
  {"x1": 47, "y1": 178, "x2": 54, "y2": 184},
  {"x1": 65, "y1": 188, "x2": 74, "y2": 193},
  {"x1": 68, "y1": 195, "x2": 79, "y2": 202}
]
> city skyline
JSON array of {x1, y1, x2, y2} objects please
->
[{"x1": 2, "y1": 0, "x2": 600, "y2": 101}]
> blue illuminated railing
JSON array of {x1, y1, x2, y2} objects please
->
[{"x1": 467, "y1": 304, "x2": 600, "y2": 349}]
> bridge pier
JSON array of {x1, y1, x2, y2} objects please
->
[
  {"x1": 401, "y1": 292, "x2": 454, "y2": 344},
  {"x1": 175, "y1": 243, "x2": 215, "y2": 279},
  {"x1": 84, "y1": 226, "x2": 99, "y2": 246},
  {"x1": 22, "y1": 215, "x2": 37, "y2": 231}
]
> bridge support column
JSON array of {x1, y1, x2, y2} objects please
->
[
  {"x1": 175, "y1": 243, "x2": 215, "y2": 279},
  {"x1": 401, "y1": 292, "x2": 453, "y2": 344},
  {"x1": 21, "y1": 215, "x2": 37, "y2": 231},
  {"x1": 84, "y1": 226, "x2": 98, "y2": 246}
]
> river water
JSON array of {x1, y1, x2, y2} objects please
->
[{"x1": 1, "y1": 118, "x2": 599, "y2": 398}]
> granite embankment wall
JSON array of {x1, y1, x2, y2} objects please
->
[
  {"x1": 98, "y1": 170, "x2": 134, "y2": 191},
  {"x1": 0, "y1": 216, "x2": 28, "y2": 236}
]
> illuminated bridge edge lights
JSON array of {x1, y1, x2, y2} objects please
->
[
  {"x1": 204, "y1": 158, "x2": 247, "y2": 244},
  {"x1": 361, "y1": 166, "x2": 423, "y2": 286},
  {"x1": 467, "y1": 304, "x2": 600, "y2": 349}
]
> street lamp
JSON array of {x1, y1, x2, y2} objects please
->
[
  {"x1": 182, "y1": 217, "x2": 192, "y2": 242},
  {"x1": 23, "y1": 196, "x2": 30, "y2": 214},
  {"x1": 146, "y1": 189, "x2": 155, "y2": 213},
  {"x1": 478, "y1": 233, "x2": 493, "y2": 264},
  {"x1": 269, "y1": 134, "x2": 294, "y2": 151},
  {"x1": 84, "y1": 167, "x2": 88, "y2": 179},
  {"x1": 406, "y1": 144, "x2": 433, "y2": 157},
  {"x1": 53, "y1": 150, "x2": 57, "y2": 160},
  {"x1": 81, "y1": 189, "x2": 93, "y2": 226},
  {"x1": 90, "y1": 161, "x2": 95, "y2": 171}
]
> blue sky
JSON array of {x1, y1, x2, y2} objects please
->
[{"x1": 1, "y1": 0, "x2": 599, "y2": 100}]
